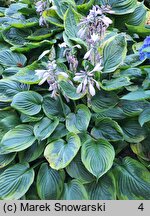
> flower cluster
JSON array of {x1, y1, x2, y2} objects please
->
[
  {"x1": 78, "y1": 5, "x2": 112, "y2": 66},
  {"x1": 139, "y1": 36, "x2": 150, "y2": 60},
  {"x1": 74, "y1": 64, "x2": 102, "y2": 97},
  {"x1": 35, "y1": 60, "x2": 68, "y2": 99},
  {"x1": 59, "y1": 43, "x2": 81, "y2": 72},
  {"x1": 35, "y1": 0, "x2": 49, "y2": 26},
  {"x1": 78, "y1": 5, "x2": 113, "y2": 41}
]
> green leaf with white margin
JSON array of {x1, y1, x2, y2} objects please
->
[
  {"x1": 0, "y1": 153, "x2": 16, "y2": 168},
  {"x1": 44, "y1": 133, "x2": 81, "y2": 170},
  {"x1": 53, "y1": 0, "x2": 76, "y2": 19},
  {"x1": 131, "y1": 136, "x2": 150, "y2": 161},
  {"x1": 86, "y1": 172, "x2": 116, "y2": 200},
  {"x1": 91, "y1": 91, "x2": 119, "y2": 112},
  {"x1": 77, "y1": 0, "x2": 95, "y2": 14},
  {"x1": 11, "y1": 91, "x2": 43, "y2": 116},
  {"x1": 102, "y1": 34, "x2": 127, "y2": 73},
  {"x1": 121, "y1": 118, "x2": 147, "y2": 143},
  {"x1": 11, "y1": 40, "x2": 56, "y2": 53},
  {"x1": 101, "y1": 77, "x2": 131, "y2": 91},
  {"x1": 122, "y1": 53, "x2": 146, "y2": 67},
  {"x1": 61, "y1": 179, "x2": 88, "y2": 200},
  {"x1": 66, "y1": 152, "x2": 94, "y2": 183},
  {"x1": 119, "y1": 100, "x2": 150, "y2": 117},
  {"x1": 94, "y1": 107, "x2": 126, "y2": 120},
  {"x1": 66, "y1": 104, "x2": 91, "y2": 133},
  {"x1": 20, "y1": 113, "x2": 43, "y2": 123},
  {"x1": 27, "y1": 28, "x2": 54, "y2": 41},
  {"x1": 0, "y1": 163, "x2": 34, "y2": 200},
  {"x1": 18, "y1": 140, "x2": 46, "y2": 163},
  {"x1": 0, "y1": 125, "x2": 36, "y2": 154},
  {"x1": 0, "y1": 79, "x2": 29, "y2": 102},
  {"x1": 113, "y1": 157, "x2": 150, "y2": 200},
  {"x1": 64, "y1": 7, "x2": 82, "y2": 38},
  {"x1": 59, "y1": 81, "x2": 85, "y2": 100},
  {"x1": 125, "y1": 2, "x2": 146, "y2": 25},
  {"x1": 13, "y1": 62, "x2": 41, "y2": 85},
  {"x1": 43, "y1": 9, "x2": 64, "y2": 28},
  {"x1": 0, "y1": 111, "x2": 20, "y2": 141},
  {"x1": 37, "y1": 163, "x2": 65, "y2": 200},
  {"x1": 2, "y1": 27, "x2": 30, "y2": 46},
  {"x1": 115, "y1": 2, "x2": 146, "y2": 28},
  {"x1": 81, "y1": 136, "x2": 115, "y2": 179},
  {"x1": 97, "y1": 0, "x2": 137, "y2": 15},
  {"x1": 4, "y1": 3, "x2": 28, "y2": 16},
  {"x1": 42, "y1": 95, "x2": 70, "y2": 119},
  {"x1": 34, "y1": 117, "x2": 59, "y2": 141},
  {"x1": 121, "y1": 90, "x2": 150, "y2": 101},
  {"x1": 91, "y1": 117, "x2": 123, "y2": 142},
  {"x1": 11, "y1": 17, "x2": 38, "y2": 29},
  {"x1": 0, "y1": 49, "x2": 27, "y2": 67},
  {"x1": 126, "y1": 24, "x2": 150, "y2": 38},
  {"x1": 139, "y1": 108, "x2": 150, "y2": 126},
  {"x1": 47, "y1": 123, "x2": 68, "y2": 143}
]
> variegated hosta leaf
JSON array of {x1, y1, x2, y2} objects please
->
[
  {"x1": 37, "y1": 163, "x2": 65, "y2": 200},
  {"x1": 64, "y1": 7, "x2": 82, "y2": 38},
  {"x1": 98, "y1": 0, "x2": 137, "y2": 15},
  {"x1": 113, "y1": 157, "x2": 150, "y2": 200},
  {"x1": 0, "y1": 125, "x2": 36, "y2": 154},
  {"x1": 91, "y1": 91, "x2": 119, "y2": 112},
  {"x1": 131, "y1": 136, "x2": 150, "y2": 162},
  {"x1": 86, "y1": 172, "x2": 116, "y2": 200},
  {"x1": 66, "y1": 152, "x2": 94, "y2": 184},
  {"x1": 18, "y1": 140, "x2": 46, "y2": 163},
  {"x1": 66, "y1": 104, "x2": 91, "y2": 133},
  {"x1": 11, "y1": 91, "x2": 43, "y2": 116},
  {"x1": 61, "y1": 179, "x2": 88, "y2": 200},
  {"x1": 59, "y1": 81, "x2": 85, "y2": 100},
  {"x1": 139, "y1": 108, "x2": 150, "y2": 126},
  {"x1": 103, "y1": 34, "x2": 127, "y2": 73},
  {"x1": 0, "y1": 111, "x2": 20, "y2": 141},
  {"x1": 0, "y1": 163, "x2": 34, "y2": 200},
  {"x1": 121, "y1": 90, "x2": 150, "y2": 101},
  {"x1": 91, "y1": 117, "x2": 123, "y2": 142},
  {"x1": 121, "y1": 118, "x2": 147, "y2": 143},
  {"x1": 42, "y1": 95, "x2": 70, "y2": 119},
  {"x1": 34, "y1": 117, "x2": 59, "y2": 141},
  {"x1": 0, "y1": 153, "x2": 16, "y2": 168},
  {"x1": 0, "y1": 79, "x2": 29, "y2": 102},
  {"x1": 101, "y1": 77, "x2": 131, "y2": 91},
  {"x1": 81, "y1": 137, "x2": 115, "y2": 179},
  {"x1": 2, "y1": 27, "x2": 30, "y2": 46},
  {"x1": 119, "y1": 100, "x2": 150, "y2": 117},
  {"x1": 126, "y1": 24, "x2": 150, "y2": 37},
  {"x1": 13, "y1": 62, "x2": 41, "y2": 85},
  {"x1": 0, "y1": 49, "x2": 27, "y2": 67},
  {"x1": 44, "y1": 133, "x2": 81, "y2": 170},
  {"x1": 53, "y1": 0, "x2": 76, "y2": 19}
]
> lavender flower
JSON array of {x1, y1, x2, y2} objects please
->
[
  {"x1": 59, "y1": 43, "x2": 81, "y2": 72},
  {"x1": 78, "y1": 5, "x2": 113, "y2": 41},
  {"x1": 78, "y1": 5, "x2": 112, "y2": 66},
  {"x1": 73, "y1": 64, "x2": 103, "y2": 97},
  {"x1": 139, "y1": 36, "x2": 150, "y2": 61},
  {"x1": 35, "y1": 60, "x2": 68, "y2": 99},
  {"x1": 35, "y1": 0, "x2": 48, "y2": 26},
  {"x1": 83, "y1": 33, "x2": 102, "y2": 64},
  {"x1": 35, "y1": 1, "x2": 47, "y2": 14}
]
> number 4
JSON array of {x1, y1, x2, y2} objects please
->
[{"x1": 138, "y1": 203, "x2": 144, "y2": 211}]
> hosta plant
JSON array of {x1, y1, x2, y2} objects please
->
[{"x1": 0, "y1": 0, "x2": 150, "y2": 200}]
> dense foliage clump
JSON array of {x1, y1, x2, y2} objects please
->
[{"x1": 0, "y1": 0, "x2": 150, "y2": 200}]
